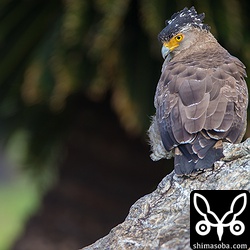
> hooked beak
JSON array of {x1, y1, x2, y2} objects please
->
[{"x1": 161, "y1": 46, "x2": 170, "y2": 59}]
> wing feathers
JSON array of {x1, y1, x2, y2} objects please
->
[
  {"x1": 154, "y1": 49, "x2": 248, "y2": 175},
  {"x1": 179, "y1": 79, "x2": 206, "y2": 106},
  {"x1": 205, "y1": 94, "x2": 228, "y2": 129},
  {"x1": 184, "y1": 93, "x2": 209, "y2": 119},
  {"x1": 214, "y1": 102, "x2": 234, "y2": 131}
]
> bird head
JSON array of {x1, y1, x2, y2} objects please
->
[{"x1": 159, "y1": 6, "x2": 210, "y2": 60}]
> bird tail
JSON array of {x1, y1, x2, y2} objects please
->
[{"x1": 174, "y1": 137, "x2": 224, "y2": 175}]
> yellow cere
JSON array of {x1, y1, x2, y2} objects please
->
[{"x1": 163, "y1": 34, "x2": 184, "y2": 51}]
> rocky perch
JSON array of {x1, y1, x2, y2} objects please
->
[{"x1": 80, "y1": 139, "x2": 250, "y2": 250}]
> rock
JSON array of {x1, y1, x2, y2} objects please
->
[{"x1": 80, "y1": 140, "x2": 250, "y2": 250}]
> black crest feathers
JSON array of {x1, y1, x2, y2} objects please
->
[{"x1": 158, "y1": 6, "x2": 210, "y2": 41}]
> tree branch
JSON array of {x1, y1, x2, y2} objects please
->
[{"x1": 80, "y1": 139, "x2": 250, "y2": 250}]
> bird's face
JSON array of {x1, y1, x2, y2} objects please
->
[
  {"x1": 161, "y1": 33, "x2": 184, "y2": 58},
  {"x1": 161, "y1": 33, "x2": 184, "y2": 59},
  {"x1": 161, "y1": 28, "x2": 199, "y2": 60}
]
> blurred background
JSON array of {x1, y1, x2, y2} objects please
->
[{"x1": 0, "y1": 0, "x2": 250, "y2": 249}]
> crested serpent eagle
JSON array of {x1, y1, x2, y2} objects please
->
[{"x1": 148, "y1": 6, "x2": 248, "y2": 175}]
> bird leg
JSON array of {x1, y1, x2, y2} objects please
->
[{"x1": 148, "y1": 116, "x2": 174, "y2": 161}]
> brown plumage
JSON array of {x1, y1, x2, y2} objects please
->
[{"x1": 148, "y1": 7, "x2": 248, "y2": 175}]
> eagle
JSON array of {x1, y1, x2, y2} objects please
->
[{"x1": 148, "y1": 6, "x2": 248, "y2": 175}]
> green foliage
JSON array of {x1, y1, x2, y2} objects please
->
[
  {"x1": 0, "y1": 178, "x2": 39, "y2": 250},
  {"x1": 0, "y1": 0, "x2": 249, "y2": 173}
]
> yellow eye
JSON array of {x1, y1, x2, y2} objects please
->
[{"x1": 175, "y1": 34, "x2": 183, "y2": 42}]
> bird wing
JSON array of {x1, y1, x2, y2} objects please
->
[{"x1": 155, "y1": 51, "x2": 247, "y2": 161}]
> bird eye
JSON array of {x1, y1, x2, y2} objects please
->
[{"x1": 175, "y1": 34, "x2": 183, "y2": 42}]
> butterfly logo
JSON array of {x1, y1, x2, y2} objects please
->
[{"x1": 193, "y1": 193, "x2": 247, "y2": 241}]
